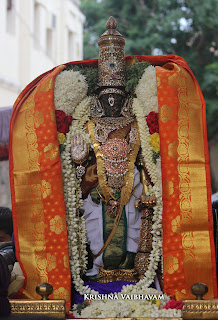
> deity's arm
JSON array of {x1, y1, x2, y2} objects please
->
[{"x1": 135, "y1": 148, "x2": 153, "y2": 194}]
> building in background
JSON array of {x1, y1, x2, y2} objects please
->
[
  {"x1": 0, "y1": 0, "x2": 85, "y2": 207},
  {"x1": 0, "y1": 0, "x2": 85, "y2": 107}
]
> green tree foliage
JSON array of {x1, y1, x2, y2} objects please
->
[{"x1": 81, "y1": 0, "x2": 218, "y2": 141}]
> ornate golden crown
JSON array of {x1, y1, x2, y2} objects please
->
[{"x1": 97, "y1": 16, "x2": 126, "y2": 88}]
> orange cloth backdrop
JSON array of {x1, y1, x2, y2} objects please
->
[
  {"x1": 9, "y1": 55, "x2": 217, "y2": 311},
  {"x1": 156, "y1": 62, "x2": 217, "y2": 300}
]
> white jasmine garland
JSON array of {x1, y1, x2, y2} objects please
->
[
  {"x1": 61, "y1": 123, "x2": 96, "y2": 295},
  {"x1": 76, "y1": 301, "x2": 182, "y2": 319},
  {"x1": 54, "y1": 70, "x2": 88, "y2": 115},
  {"x1": 73, "y1": 96, "x2": 92, "y2": 121},
  {"x1": 135, "y1": 65, "x2": 159, "y2": 114},
  {"x1": 62, "y1": 143, "x2": 84, "y2": 287},
  {"x1": 131, "y1": 66, "x2": 163, "y2": 292}
]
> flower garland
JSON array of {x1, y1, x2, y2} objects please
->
[
  {"x1": 61, "y1": 124, "x2": 95, "y2": 295},
  {"x1": 54, "y1": 70, "x2": 88, "y2": 115},
  {"x1": 135, "y1": 65, "x2": 159, "y2": 114},
  {"x1": 131, "y1": 66, "x2": 163, "y2": 291},
  {"x1": 54, "y1": 65, "x2": 181, "y2": 318},
  {"x1": 54, "y1": 69, "x2": 95, "y2": 294}
]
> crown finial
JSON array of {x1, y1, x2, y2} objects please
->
[{"x1": 106, "y1": 16, "x2": 117, "y2": 30}]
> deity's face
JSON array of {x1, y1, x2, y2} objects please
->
[{"x1": 99, "y1": 93, "x2": 125, "y2": 117}]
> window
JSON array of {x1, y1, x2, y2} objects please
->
[
  {"x1": 46, "y1": 28, "x2": 53, "y2": 58},
  {"x1": 7, "y1": 0, "x2": 12, "y2": 10},
  {"x1": 6, "y1": 0, "x2": 15, "y2": 34},
  {"x1": 68, "y1": 30, "x2": 74, "y2": 60},
  {"x1": 52, "y1": 14, "x2": 56, "y2": 29},
  {"x1": 34, "y1": 2, "x2": 40, "y2": 48},
  {"x1": 76, "y1": 42, "x2": 80, "y2": 59}
]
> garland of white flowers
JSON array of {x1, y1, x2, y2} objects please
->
[
  {"x1": 55, "y1": 67, "x2": 180, "y2": 318},
  {"x1": 62, "y1": 127, "x2": 96, "y2": 295},
  {"x1": 54, "y1": 70, "x2": 88, "y2": 115},
  {"x1": 60, "y1": 91, "x2": 97, "y2": 295},
  {"x1": 130, "y1": 66, "x2": 163, "y2": 291}
]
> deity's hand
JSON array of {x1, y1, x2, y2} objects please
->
[{"x1": 71, "y1": 134, "x2": 89, "y2": 164}]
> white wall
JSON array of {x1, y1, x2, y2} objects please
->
[{"x1": 0, "y1": 0, "x2": 85, "y2": 108}]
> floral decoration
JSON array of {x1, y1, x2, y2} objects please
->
[
  {"x1": 135, "y1": 66, "x2": 159, "y2": 114},
  {"x1": 31, "y1": 184, "x2": 42, "y2": 198},
  {"x1": 159, "y1": 104, "x2": 173, "y2": 123},
  {"x1": 146, "y1": 111, "x2": 160, "y2": 161},
  {"x1": 171, "y1": 215, "x2": 181, "y2": 233},
  {"x1": 146, "y1": 111, "x2": 159, "y2": 134},
  {"x1": 57, "y1": 132, "x2": 66, "y2": 145},
  {"x1": 35, "y1": 239, "x2": 46, "y2": 251},
  {"x1": 54, "y1": 70, "x2": 88, "y2": 115},
  {"x1": 50, "y1": 215, "x2": 66, "y2": 235},
  {"x1": 55, "y1": 110, "x2": 72, "y2": 135},
  {"x1": 41, "y1": 180, "x2": 52, "y2": 199},
  {"x1": 149, "y1": 132, "x2": 160, "y2": 153},
  {"x1": 164, "y1": 255, "x2": 179, "y2": 275},
  {"x1": 53, "y1": 287, "x2": 70, "y2": 300},
  {"x1": 47, "y1": 253, "x2": 56, "y2": 272},
  {"x1": 44, "y1": 143, "x2": 59, "y2": 160},
  {"x1": 34, "y1": 110, "x2": 44, "y2": 128},
  {"x1": 164, "y1": 299, "x2": 183, "y2": 310}
]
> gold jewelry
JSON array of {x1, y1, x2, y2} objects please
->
[
  {"x1": 129, "y1": 127, "x2": 138, "y2": 145},
  {"x1": 134, "y1": 196, "x2": 156, "y2": 278},
  {"x1": 90, "y1": 95, "x2": 105, "y2": 118},
  {"x1": 108, "y1": 94, "x2": 115, "y2": 107},
  {"x1": 88, "y1": 119, "x2": 141, "y2": 256},
  {"x1": 97, "y1": 17, "x2": 126, "y2": 88},
  {"x1": 98, "y1": 88, "x2": 126, "y2": 98},
  {"x1": 88, "y1": 119, "x2": 140, "y2": 205},
  {"x1": 121, "y1": 96, "x2": 133, "y2": 117},
  {"x1": 76, "y1": 164, "x2": 86, "y2": 180},
  {"x1": 98, "y1": 267, "x2": 138, "y2": 283},
  {"x1": 101, "y1": 138, "x2": 130, "y2": 186},
  {"x1": 93, "y1": 116, "x2": 134, "y2": 143},
  {"x1": 96, "y1": 185, "x2": 105, "y2": 202}
]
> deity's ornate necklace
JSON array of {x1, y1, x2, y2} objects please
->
[
  {"x1": 88, "y1": 118, "x2": 140, "y2": 219},
  {"x1": 92, "y1": 116, "x2": 135, "y2": 143}
]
